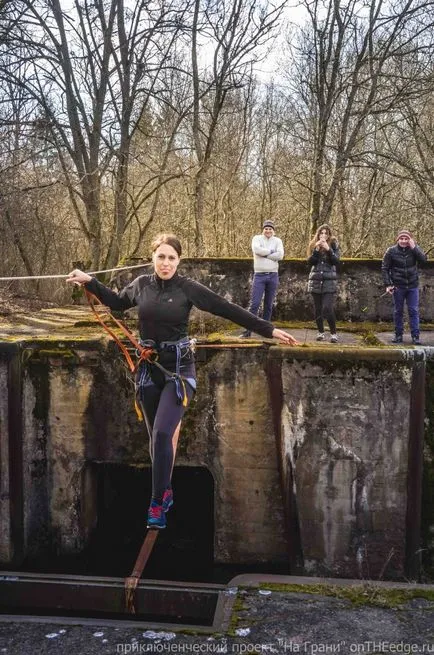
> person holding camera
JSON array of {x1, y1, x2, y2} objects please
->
[
  {"x1": 381, "y1": 229, "x2": 427, "y2": 345},
  {"x1": 307, "y1": 224, "x2": 340, "y2": 343}
]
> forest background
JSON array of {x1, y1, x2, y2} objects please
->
[{"x1": 1, "y1": 0, "x2": 433, "y2": 300}]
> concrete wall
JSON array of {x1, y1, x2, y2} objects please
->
[
  {"x1": 113, "y1": 258, "x2": 434, "y2": 323},
  {"x1": 278, "y1": 353, "x2": 412, "y2": 578},
  {"x1": 0, "y1": 340, "x2": 432, "y2": 580},
  {"x1": 185, "y1": 349, "x2": 287, "y2": 564},
  {"x1": 0, "y1": 346, "x2": 12, "y2": 562}
]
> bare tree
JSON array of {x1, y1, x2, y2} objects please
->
[
  {"x1": 190, "y1": 0, "x2": 288, "y2": 254},
  {"x1": 0, "y1": 0, "x2": 191, "y2": 268},
  {"x1": 281, "y1": 0, "x2": 434, "y2": 236},
  {"x1": 370, "y1": 91, "x2": 434, "y2": 251},
  {"x1": 125, "y1": 61, "x2": 196, "y2": 256}
]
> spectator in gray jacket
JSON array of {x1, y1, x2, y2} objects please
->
[
  {"x1": 307, "y1": 224, "x2": 340, "y2": 343},
  {"x1": 241, "y1": 220, "x2": 284, "y2": 338}
]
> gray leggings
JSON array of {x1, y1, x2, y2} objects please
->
[{"x1": 138, "y1": 364, "x2": 195, "y2": 504}]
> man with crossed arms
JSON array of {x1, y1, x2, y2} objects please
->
[{"x1": 241, "y1": 219, "x2": 284, "y2": 338}]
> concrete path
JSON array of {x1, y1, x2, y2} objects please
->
[
  {"x1": 235, "y1": 327, "x2": 434, "y2": 348},
  {"x1": 1, "y1": 305, "x2": 433, "y2": 348},
  {"x1": 0, "y1": 575, "x2": 433, "y2": 655}
]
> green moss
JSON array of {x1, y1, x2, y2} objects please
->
[
  {"x1": 360, "y1": 330, "x2": 383, "y2": 346},
  {"x1": 334, "y1": 321, "x2": 392, "y2": 334},
  {"x1": 38, "y1": 348, "x2": 77, "y2": 359},
  {"x1": 24, "y1": 348, "x2": 79, "y2": 365},
  {"x1": 277, "y1": 347, "x2": 414, "y2": 371},
  {"x1": 268, "y1": 319, "x2": 434, "y2": 334},
  {"x1": 258, "y1": 582, "x2": 434, "y2": 607},
  {"x1": 189, "y1": 317, "x2": 241, "y2": 336},
  {"x1": 201, "y1": 332, "x2": 240, "y2": 343},
  {"x1": 227, "y1": 592, "x2": 249, "y2": 636},
  {"x1": 4, "y1": 310, "x2": 433, "y2": 344}
]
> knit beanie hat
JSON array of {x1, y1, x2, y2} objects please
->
[
  {"x1": 263, "y1": 220, "x2": 275, "y2": 229},
  {"x1": 396, "y1": 229, "x2": 412, "y2": 241}
]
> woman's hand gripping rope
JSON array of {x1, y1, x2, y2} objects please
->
[{"x1": 66, "y1": 269, "x2": 92, "y2": 285}]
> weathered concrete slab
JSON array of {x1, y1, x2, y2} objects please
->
[
  {"x1": 0, "y1": 575, "x2": 433, "y2": 655},
  {"x1": 1, "y1": 301, "x2": 434, "y2": 580},
  {"x1": 1, "y1": 333, "x2": 433, "y2": 579}
]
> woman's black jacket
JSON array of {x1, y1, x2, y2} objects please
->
[
  {"x1": 85, "y1": 272, "x2": 275, "y2": 344},
  {"x1": 307, "y1": 242, "x2": 340, "y2": 294},
  {"x1": 381, "y1": 245, "x2": 427, "y2": 289}
]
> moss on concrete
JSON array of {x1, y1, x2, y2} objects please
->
[
  {"x1": 228, "y1": 592, "x2": 250, "y2": 635},
  {"x1": 258, "y1": 582, "x2": 434, "y2": 608},
  {"x1": 31, "y1": 348, "x2": 79, "y2": 363},
  {"x1": 199, "y1": 331, "x2": 244, "y2": 343},
  {"x1": 360, "y1": 330, "x2": 384, "y2": 346},
  {"x1": 269, "y1": 345, "x2": 417, "y2": 368}
]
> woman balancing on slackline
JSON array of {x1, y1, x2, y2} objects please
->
[{"x1": 66, "y1": 233, "x2": 299, "y2": 529}]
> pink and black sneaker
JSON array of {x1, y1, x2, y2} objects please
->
[{"x1": 147, "y1": 501, "x2": 166, "y2": 529}]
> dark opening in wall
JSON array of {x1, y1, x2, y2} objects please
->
[{"x1": 82, "y1": 463, "x2": 214, "y2": 581}]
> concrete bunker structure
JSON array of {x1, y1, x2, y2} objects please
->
[{"x1": 1, "y1": 334, "x2": 432, "y2": 582}]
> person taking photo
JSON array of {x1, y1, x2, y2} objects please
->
[{"x1": 307, "y1": 224, "x2": 340, "y2": 343}]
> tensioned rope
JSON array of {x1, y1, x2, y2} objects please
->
[{"x1": 0, "y1": 262, "x2": 152, "y2": 281}]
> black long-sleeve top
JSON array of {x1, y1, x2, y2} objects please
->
[{"x1": 85, "y1": 272, "x2": 275, "y2": 343}]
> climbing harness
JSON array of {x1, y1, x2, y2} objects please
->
[
  {"x1": 136, "y1": 337, "x2": 196, "y2": 407},
  {"x1": 84, "y1": 289, "x2": 195, "y2": 415}
]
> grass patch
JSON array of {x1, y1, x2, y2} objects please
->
[{"x1": 360, "y1": 330, "x2": 384, "y2": 346}]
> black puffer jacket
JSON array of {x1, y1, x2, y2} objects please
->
[
  {"x1": 307, "y1": 242, "x2": 340, "y2": 294},
  {"x1": 381, "y1": 245, "x2": 427, "y2": 289}
]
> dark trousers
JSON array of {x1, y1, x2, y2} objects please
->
[
  {"x1": 311, "y1": 292, "x2": 337, "y2": 333},
  {"x1": 249, "y1": 272, "x2": 279, "y2": 321},
  {"x1": 393, "y1": 287, "x2": 420, "y2": 337},
  {"x1": 138, "y1": 363, "x2": 195, "y2": 503}
]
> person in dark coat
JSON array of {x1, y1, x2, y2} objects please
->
[
  {"x1": 307, "y1": 224, "x2": 340, "y2": 343},
  {"x1": 67, "y1": 234, "x2": 299, "y2": 530},
  {"x1": 381, "y1": 229, "x2": 427, "y2": 345}
]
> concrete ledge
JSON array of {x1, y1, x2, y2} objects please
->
[{"x1": 228, "y1": 573, "x2": 434, "y2": 591}]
